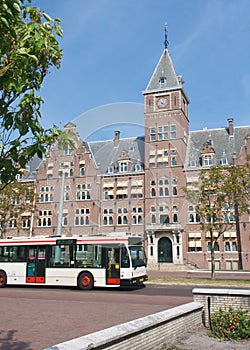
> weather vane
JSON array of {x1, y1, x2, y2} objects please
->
[{"x1": 164, "y1": 22, "x2": 169, "y2": 49}]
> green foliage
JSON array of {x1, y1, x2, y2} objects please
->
[
  {"x1": 184, "y1": 164, "x2": 250, "y2": 276},
  {"x1": 209, "y1": 307, "x2": 250, "y2": 340},
  {"x1": 0, "y1": 180, "x2": 36, "y2": 238},
  {"x1": 0, "y1": 0, "x2": 63, "y2": 189}
]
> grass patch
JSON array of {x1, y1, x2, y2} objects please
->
[{"x1": 146, "y1": 276, "x2": 250, "y2": 287}]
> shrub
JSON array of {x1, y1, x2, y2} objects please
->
[{"x1": 209, "y1": 306, "x2": 250, "y2": 340}]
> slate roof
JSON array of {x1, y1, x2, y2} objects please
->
[
  {"x1": 22, "y1": 154, "x2": 42, "y2": 181},
  {"x1": 145, "y1": 48, "x2": 182, "y2": 93},
  {"x1": 88, "y1": 136, "x2": 145, "y2": 175},
  {"x1": 185, "y1": 125, "x2": 250, "y2": 170}
]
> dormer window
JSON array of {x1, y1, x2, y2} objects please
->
[
  {"x1": 159, "y1": 77, "x2": 166, "y2": 85},
  {"x1": 203, "y1": 155, "x2": 213, "y2": 166},
  {"x1": 201, "y1": 141, "x2": 215, "y2": 167},
  {"x1": 120, "y1": 162, "x2": 128, "y2": 172},
  {"x1": 135, "y1": 164, "x2": 141, "y2": 172}
]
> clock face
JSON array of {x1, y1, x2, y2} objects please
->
[{"x1": 157, "y1": 97, "x2": 168, "y2": 108}]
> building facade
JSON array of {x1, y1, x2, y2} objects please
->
[{"x1": 5, "y1": 41, "x2": 250, "y2": 271}]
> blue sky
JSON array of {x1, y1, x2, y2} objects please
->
[{"x1": 35, "y1": 0, "x2": 249, "y2": 140}]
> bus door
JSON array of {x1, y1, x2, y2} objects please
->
[
  {"x1": 106, "y1": 247, "x2": 120, "y2": 285},
  {"x1": 26, "y1": 246, "x2": 46, "y2": 283}
]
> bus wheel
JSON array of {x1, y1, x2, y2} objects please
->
[
  {"x1": 0, "y1": 270, "x2": 7, "y2": 288},
  {"x1": 77, "y1": 272, "x2": 94, "y2": 290}
]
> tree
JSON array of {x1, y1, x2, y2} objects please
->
[
  {"x1": 0, "y1": 181, "x2": 36, "y2": 239},
  {"x1": 222, "y1": 162, "x2": 250, "y2": 270},
  {"x1": 0, "y1": 0, "x2": 64, "y2": 190},
  {"x1": 185, "y1": 164, "x2": 250, "y2": 278}
]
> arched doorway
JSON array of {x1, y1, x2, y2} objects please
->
[{"x1": 158, "y1": 237, "x2": 173, "y2": 263}]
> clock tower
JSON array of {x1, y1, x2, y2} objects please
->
[{"x1": 143, "y1": 25, "x2": 189, "y2": 268}]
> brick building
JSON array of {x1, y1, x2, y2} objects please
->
[{"x1": 6, "y1": 40, "x2": 250, "y2": 271}]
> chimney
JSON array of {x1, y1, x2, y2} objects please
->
[
  {"x1": 227, "y1": 118, "x2": 234, "y2": 136},
  {"x1": 114, "y1": 131, "x2": 120, "y2": 147}
]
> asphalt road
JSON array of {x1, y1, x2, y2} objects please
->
[{"x1": 0, "y1": 284, "x2": 193, "y2": 350}]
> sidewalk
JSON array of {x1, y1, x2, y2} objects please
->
[{"x1": 147, "y1": 269, "x2": 250, "y2": 281}]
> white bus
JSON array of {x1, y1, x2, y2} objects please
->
[{"x1": 0, "y1": 235, "x2": 147, "y2": 290}]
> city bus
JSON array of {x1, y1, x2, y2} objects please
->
[{"x1": 0, "y1": 235, "x2": 147, "y2": 290}]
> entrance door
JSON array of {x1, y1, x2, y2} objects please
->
[
  {"x1": 106, "y1": 247, "x2": 120, "y2": 285},
  {"x1": 158, "y1": 237, "x2": 173, "y2": 263},
  {"x1": 26, "y1": 246, "x2": 46, "y2": 283}
]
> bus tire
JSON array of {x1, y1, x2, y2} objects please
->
[
  {"x1": 77, "y1": 272, "x2": 94, "y2": 290},
  {"x1": 0, "y1": 270, "x2": 7, "y2": 288}
]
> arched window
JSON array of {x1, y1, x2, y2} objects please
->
[{"x1": 189, "y1": 214, "x2": 194, "y2": 222}]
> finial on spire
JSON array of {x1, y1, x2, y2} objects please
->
[{"x1": 164, "y1": 22, "x2": 169, "y2": 49}]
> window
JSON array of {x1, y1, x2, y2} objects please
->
[
  {"x1": 80, "y1": 166, "x2": 85, "y2": 176},
  {"x1": 159, "y1": 77, "x2": 166, "y2": 85},
  {"x1": 103, "y1": 209, "x2": 113, "y2": 226},
  {"x1": 117, "y1": 208, "x2": 128, "y2": 225},
  {"x1": 188, "y1": 232, "x2": 202, "y2": 252},
  {"x1": 170, "y1": 125, "x2": 176, "y2": 138},
  {"x1": 232, "y1": 242, "x2": 238, "y2": 251},
  {"x1": 64, "y1": 145, "x2": 73, "y2": 155},
  {"x1": 171, "y1": 157, "x2": 177, "y2": 166},
  {"x1": 132, "y1": 207, "x2": 143, "y2": 225},
  {"x1": 173, "y1": 187, "x2": 177, "y2": 196},
  {"x1": 151, "y1": 214, "x2": 156, "y2": 224},
  {"x1": 120, "y1": 162, "x2": 128, "y2": 172},
  {"x1": 22, "y1": 217, "x2": 31, "y2": 228},
  {"x1": 9, "y1": 217, "x2": 17, "y2": 228},
  {"x1": 37, "y1": 211, "x2": 52, "y2": 227},
  {"x1": 75, "y1": 208, "x2": 90, "y2": 226},
  {"x1": 158, "y1": 178, "x2": 169, "y2": 197},
  {"x1": 158, "y1": 125, "x2": 168, "y2": 140},
  {"x1": 203, "y1": 155, "x2": 213, "y2": 166},
  {"x1": 76, "y1": 184, "x2": 91, "y2": 200},
  {"x1": 39, "y1": 186, "x2": 54, "y2": 202},
  {"x1": 0, "y1": 246, "x2": 26, "y2": 262},
  {"x1": 160, "y1": 215, "x2": 169, "y2": 224},
  {"x1": 150, "y1": 128, "x2": 156, "y2": 141},
  {"x1": 173, "y1": 213, "x2": 178, "y2": 223}
]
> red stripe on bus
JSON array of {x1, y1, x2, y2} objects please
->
[
  {"x1": 107, "y1": 278, "x2": 120, "y2": 285},
  {"x1": 36, "y1": 277, "x2": 45, "y2": 283},
  {"x1": 0, "y1": 238, "x2": 128, "y2": 245},
  {"x1": 26, "y1": 277, "x2": 35, "y2": 283}
]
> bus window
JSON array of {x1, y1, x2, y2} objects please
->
[
  {"x1": 51, "y1": 245, "x2": 74, "y2": 267},
  {"x1": 0, "y1": 246, "x2": 26, "y2": 262},
  {"x1": 129, "y1": 246, "x2": 147, "y2": 268},
  {"x1": 76, "y1": 244, "x2": 102, "y2": 268},
  {"x1": 121, "y1": 246, "x2": 130, "y2": 268}
]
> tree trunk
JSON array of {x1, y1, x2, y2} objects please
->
[
  {"x1": 210, "y1": 229, "x2": 215, "y2": 279},
  {"x1": 235, "y1": 202, "x2": 243, "y2": 270}
]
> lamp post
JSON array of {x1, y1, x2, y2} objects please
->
[{"x1": 56, "y1": 170, "x2": 65, "y2": 237}]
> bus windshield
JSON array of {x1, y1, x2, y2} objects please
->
[{"x1": 128, "y1": 245, "x2": 147, "y2": 268}]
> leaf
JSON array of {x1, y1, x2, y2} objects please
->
[
  {"x1": 12, "y1": 2, "x2": 21, "y2": 14},
  {"x1": 0, "y1": 16, "x2": 9, "y2": 28},
  {"x1": 43, "y1": 12, "x2": 52, "y2": 22}
]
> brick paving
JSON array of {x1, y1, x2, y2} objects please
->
[
  {"x1": 0, "y1": 284, "x2": 192, "y2": 350},
  {"x1": 0, "y1": 270, "x2": 249, "y2": 349}
]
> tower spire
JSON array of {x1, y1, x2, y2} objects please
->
[{"x1": 164, "y1": 22, "x2": 169, "y2": 49}]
